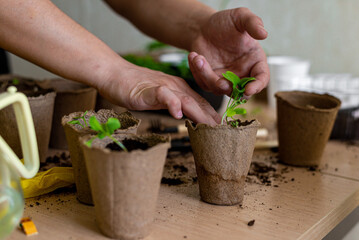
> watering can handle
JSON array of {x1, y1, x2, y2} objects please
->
[{"x1": 0, "y1": 86, "x2": 39, "y2": 179}]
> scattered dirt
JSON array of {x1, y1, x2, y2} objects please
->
[
  {"x1": 247, "y1": 219, "x2": 255, "y2": 226},
  {"x1": 40, "y1": 151, "x2": 72, "y2": 171}
]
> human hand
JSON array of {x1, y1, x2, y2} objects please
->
[
  {"x1": 189, "y1": 7, "x2": 269, "y2": 97},
  {"x1": 97, "y1": 61, "x2": 221, "y2": 125}
]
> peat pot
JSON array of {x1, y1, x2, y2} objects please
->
[
  {"x1": 275, "y1": 91, "x2": 341, "y2": 166},
  {"x1": 38, "y1": 78, "x2": 97, "y2": 149},
  {"x1": 0, "y1": 75, "x2": 56, "y2": 163},
  {"x1": 186, "y1": 119, "x2": 260, "y2": 206},
  {"x1": 80, "y1": 134, "x2": 170, "y2": 240},
  {"x1": 62, "y1": 109, "x2": 140, "y2": 205}
]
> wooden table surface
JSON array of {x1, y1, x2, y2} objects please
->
[{"x1": 8, "y1": 108, "x2": 359, "y2": 240}]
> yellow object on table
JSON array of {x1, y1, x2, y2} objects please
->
[{"x1": 21, "y1": 167, "x2": 74, "y2": 199}]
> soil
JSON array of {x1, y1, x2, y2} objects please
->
[
  {"x1": 106, "y1": 139, "x2": 150, "y2": 152},
  {"x1": 40, "y1": 151, "x2": 72, "y2": 171}
]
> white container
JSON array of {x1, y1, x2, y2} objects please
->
[{"x1": 267, "y1": 56, "x2": 311, "y2": 108}]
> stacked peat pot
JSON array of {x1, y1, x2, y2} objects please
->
[
  {"x1": 62, "y1": 109, "x2": 140, "y2": 205},
  {"x1": 275, "y1": 91, "x2": 341, "y2": 166},
  {"x1": 0, "y1": 75, "x2": 56, "y2": 163},
  {"x1": 80, "y1": 134, "x2": 170, "y2": 240},
  {"x1": 38, "y1": 78, "x2": 97, "y2": 149},
  {"x1": 186, "y1": 119, "x2": 260, "y2": 205}
]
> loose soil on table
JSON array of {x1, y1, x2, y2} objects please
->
[{"x1": 40, "y1": 151, "x2": 72, "y2": 171}]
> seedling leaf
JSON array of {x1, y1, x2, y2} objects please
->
[
  {"x1": 89, "y1": 116, "x2": 103, "y2": 132},
  {"x1": 106, "y1": 118, "x2": 121, "y2": 135}
]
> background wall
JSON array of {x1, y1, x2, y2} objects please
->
[{"x1": 8, "y1": 0, "x2": 359, "y2": 79}]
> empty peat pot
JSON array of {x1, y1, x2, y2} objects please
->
[
  {"x1": 80, "y1": 134, "x2": 170, "y2": 240},
  {"x1": 38, "y1": 78, "x2": 97, "y2": 149},
  {"x1": 186, "y1": 119, "x2": 260, "y2": 206},
  {"x1": 275, "y1": 91, "x2": 341, "y2": 166},
  {"x1": 62, "y1": 109, "x2": 140, "y2": 205}
]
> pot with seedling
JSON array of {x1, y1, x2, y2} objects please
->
[
  {"x1": 62, "y1": 109, "x2": 140, "y2": 205},
  {"x1": 186, "y1": 71, "x2": 260, "y2": 206},
  {"x1": 80, "y1": 116, "x2": 170, "y2": 240},
  {"x1": 0, "y1": 75, "x2": 56, "y2": 163},
  {"x1": 275, "y1": 91, "x2": 341, "y2": 166}
]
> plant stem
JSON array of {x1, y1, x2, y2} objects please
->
[{"x1": 109, "y1": 135, "x2": 128, "y2": 152}]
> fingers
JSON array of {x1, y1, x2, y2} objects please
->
[
  {"x1": 153, "y1": 85, "x2": 220, "y2": 125},
  {"x1": 231, "y1": 8, "x2": 268, "y2": 40},
  {"x1": 188, "y1": 52, "x2": 232, "y2": 96},
  {"x1": 245, "y1": 60, "x2": 270, "y2": 96}
]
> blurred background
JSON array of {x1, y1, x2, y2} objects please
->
[{"x1": 7, "y1": 0, "x2": 359, "y2": 78}]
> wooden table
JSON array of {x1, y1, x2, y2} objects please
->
[{"x1": 8, "y1": 109, "x2": 359, "y2": 240}]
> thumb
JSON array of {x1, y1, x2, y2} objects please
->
[{"x1": 231, "y1": 8, "x2": 268, "y2": 40}]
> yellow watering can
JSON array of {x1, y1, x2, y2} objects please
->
[{"x1": 0, "y1": 86, "x2": 39, "y2": 239}]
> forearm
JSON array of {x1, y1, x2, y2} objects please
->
[
  {"x1": 104, "y1": 0, "x2": 215, "y2": 51},
  {"x1": 0, "y1": 0, "x2": 126, "y2": 88}
]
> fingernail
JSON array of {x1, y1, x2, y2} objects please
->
[
  {"x1": 218, "y1": 81, "x2": 230, "y2": 92},
  {"x1": 195, "y1": 59, "x2": 204, "y2": 69},
  {"x1": 258, "y1": 25, "x2": 267, "y2": 35},
  {"x1": 177, "y1": 111, "x2": 183, "y2": 119}
]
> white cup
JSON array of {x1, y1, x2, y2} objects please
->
[{"x1": 267, "y1": 56, "x2": 311, "y2": 108}]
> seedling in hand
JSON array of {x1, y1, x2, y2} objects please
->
[
  {"x1": 221, "y1": 71, "x2": 255, "y2": 126},
  {"x1": 86, "y1": 116, "x2": 128, "y2": 152},
  {"x1": 68, "y1": 111, "x2": 89, "y2": 128}
]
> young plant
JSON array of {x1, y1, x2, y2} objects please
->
[
  {"x1": 86, "y1": 116, "x2": 128, "y2": 152},
  {"x1": 221, "y1": 71, "x2": 255, "y2": 126},
  {"x1": 68, "y1": 111, "x2": 89, "y2": 128}
]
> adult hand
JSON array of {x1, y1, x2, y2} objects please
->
[
  {"x1": 189, "y1": 7, "x2": 269, "y2": 97},
  {"x1": 97, "y1": 61, "x2": 221, "y2": 126}
]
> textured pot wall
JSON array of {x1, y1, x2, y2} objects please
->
[
  {"x1": 62, "y1": 110, "x2": 140, "y2": 205},
  {"x1": 81, "y1": 134, "x2": 170, "y2": 240},
  {"x1": 186, "y1": 120, "x2": 260, "y2": 205},
  {"x1": 276, "y1": 91, "x2": 341, "y2": 166}
]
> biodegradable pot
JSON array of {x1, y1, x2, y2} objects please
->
[
  {"x1": 62, "y1": 109, "x2": 141, "y2": 205},
  {"x1": 275, "y1": 91, "x2": 341, "y2": 166},
  {"x1": 0, "y1": 75, "x2": 56, "y2": 163},
  {"x1": 38, "y1": 78, "x2": 97, "y2": 149},
  {"x1": 186, "y1": 119, "x2": 260, "y2": 206},
  {"x1": 80, "y1": 134, "x2": 170, "y2": 240}
]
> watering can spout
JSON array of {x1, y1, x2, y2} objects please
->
[{"x1": 0, "y1": 86, "x2": 39, "y2": 179}]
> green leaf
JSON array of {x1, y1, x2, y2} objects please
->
[
  {"x1": 97, "y1": 132, "x2": 107, "y2": 139},
  {"x1": 234, "y1": 108, "x2": 247, "y2": 115},
  {"x1": 226, "y1": 108, "x2": 236, "y2": 117},
  {"x1": 89, "y1": 116, "x2": 103, "y2": 132},
  {"x1": 85, "y1": 137, "x2": 96, "y2": 147},
  {"x1": 68, "y1": 120, "x2": 80, "y2": 125},
  {"x1": 222, "y1": 71, "x2": 240, "y2": 88},
  {"x1": 239, "y1": 77, "x2": 256, "y2": 89},
  {"x1": 12, "y1": 78, "x2": 19, "y2": 85},
  {"x1": 106, "y1": 118, "x2": 121, "y2": 135}
]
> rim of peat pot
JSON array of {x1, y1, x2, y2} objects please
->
[{"x1": 275, "y1": 91, "x2": 341, "y2": 112}]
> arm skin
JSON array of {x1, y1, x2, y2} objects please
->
[
  {"x1": 0, "y1": 0, "x2": 268, "y2": 125},
  {"x1": 0, "y1": 0, "x2": 219, "y2": 124}
]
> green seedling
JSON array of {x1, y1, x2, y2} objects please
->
[
  {"x1": 11, "y1": 78, "x2": 19, "y2": 85},
  {"x1": 68, "y1": 111, "x2": 89, "y2": 128},
  {"x1": 221, "y1": 71, "x2": 255, "y2": 126},
  {"x1": 85, "y1": 116, "x2": 128, "y2": 152}
]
